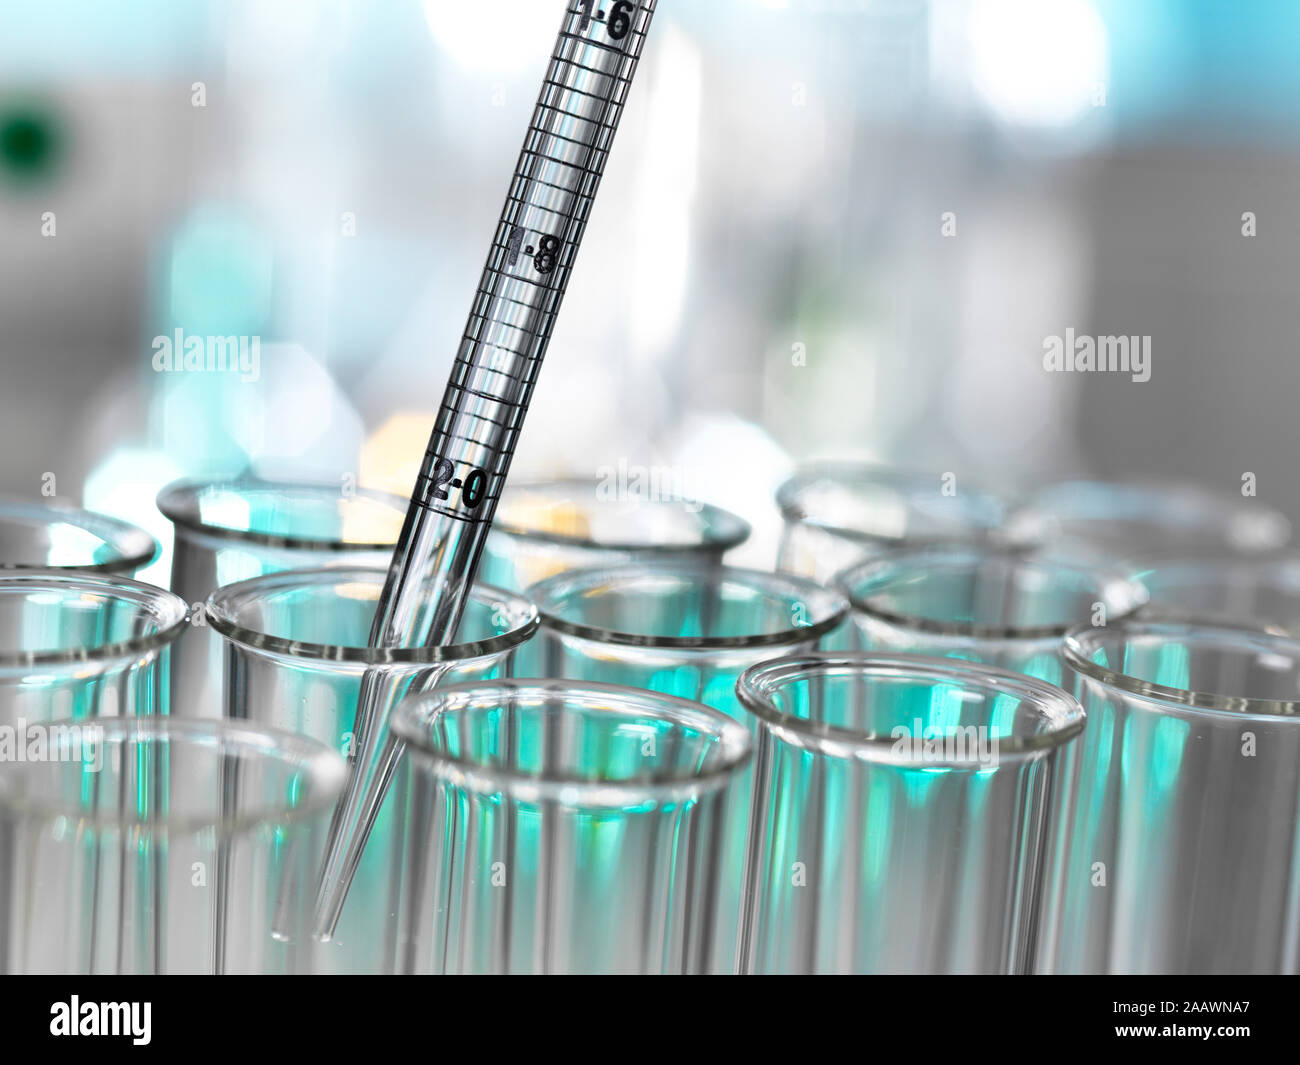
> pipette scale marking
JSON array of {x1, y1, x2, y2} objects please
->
[
  {"x1": 311, "y1": 0, "x2": 658, "y2": 939},
  {"x1": 410, "y1": 0, "x2": 647, "y2": 529}
]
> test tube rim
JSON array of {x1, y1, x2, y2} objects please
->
[
  {"x1": 156, "y1": 475, "x2": 406, "y2": 552},
  {"x1": 736, "y1": 650, "x2": 1086, "y2": 766},
  {"x1": 835, "y1": 543, "x2": 1149, "y2": 641},
  {"x1": 0, "y1": 568, "x2": 189, "y2": 671},
  {"x1": 206, "y1": 566, "x2": 540, "y2": 666},
  {"x1": 527, "y1": 560, "x2": 849, "y2": 651},
  {"x1": 0, "y1": 495, "x2": 159, "y2": 575},
  {"x1": 491, "y1": 476, "x2": 751, "y2": 553},
  {"x1": 1129, "y1": 553, "x2": 1300, "y2": 630},
  {"x1": 1005, "y1": 478, "x2": 1292, "y2": 555},
  {"x1": 0, "y1": 715, "x2": 346, "y2": 833},
  {"x1": 775, "y1": 461, "x2": 1011, "y2": 547},
  {"x1": 1063, "y1": 617, "x2": 1300, "y2": 720},
  {"x1": 393, "y1": 678, "x2": 753, "y2": 807}
]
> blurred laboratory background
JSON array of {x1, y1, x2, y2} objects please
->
[{"x1": 2, "y1": 0, "x2": 1298, "y2": 580}]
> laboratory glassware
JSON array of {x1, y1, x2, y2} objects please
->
[
  {"x1": 1039, "y1": 618, "x2": 1300, "y2": 974},
  {"x1": 1133, "y1": 554, "x2": 1300, "y2": 633},
  {"x1": 0, "y1": 717, "x2": 344, "y2": 974},
  {"x1": 836, "y1": 543, "x2": 1148, "y2": 686},
  {"x1": 0, "y1": 570, "x2": 187, "y2": 725},
  {"x1": 737, "y1": 652, "x2": 1085, "y2": 974},
  {"x1": 1006, "y1": 479, "x2": 1290, "y2": 563},
  {"x1": 392, "y1": 678, "x2": 751, "y2": 974},
  {"x1": 157, "y1": 476, "x2": 406, "y2": 715},
  {"x1": 206, "y1": 566, "x2": 538, "y2": 973},
  {"x1": 320, "y1": 0, "x2": 660, "y2": 933},
  {"x1": 0, "y1": 497, "x2": 157, "y2": 576},
  {"x1": 523, "y1": 559, "x2": 848, "y2": 971},
  {"x1": 477, "y1": 476, "x2": 750, "y2": 593},
  {"x1": 776, "y1": 462, "x2": 1012, "y2": 582}
]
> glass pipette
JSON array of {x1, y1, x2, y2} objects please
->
[{"x1": 313, "y1": 0, "x2": 659, "y2": 937}]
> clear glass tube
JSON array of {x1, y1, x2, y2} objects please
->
[
  {"x1": 836, "y1": 544, "x2": 1148, "y2": 685},
  {"x1": 737, "y1": 652, "x2": 1085, "y2": 974},
  {"x1": 476, "y1": 477, "x2": 751, "y2": 593},
  {"x1": 392, "y1": 679, "x2": 751, "y2": 975},
  {"x1": 775, "y1": 462, "x2": 1012, "y2": 582},
  {"x1": 0, "y1": 716, "x2": 344, "y2": 974},
  {"x1": 522, "y1": 560, "x2": 849, "y2": 972},
  {"x1": 1134, "y1": 554, "x2": 1300, "y2": 632},
  {"x1": 0, "y1": 497, "x2": 158, "y2": 576},
  {"x1": 206, "y1": 567, "x2": 538, "y2": 973},
  {"x1": 0, "y1": 571, "x2": 188, "y2": 725},
  {"x1": 1007, "y1": 479, "x2": 1291, "y2": 563},
  {"x1": 1040, "y1": 619, "x2": 1300, "y2": 974},
  {"x1": 157, "y1": 476, "x2": 406, "y2": 715}
]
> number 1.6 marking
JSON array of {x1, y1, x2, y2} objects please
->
[{"x1": 579, "y1": 0, "x2": 635, "y2": 40}]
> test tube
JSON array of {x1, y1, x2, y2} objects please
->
[
  {"x1": 1039, "y1": 619, "x2": 1300, "y2": 974},
  {"x1": 0, "y1": 717, "x2": 344, "y2": 974},
  {"x1": 1006, "y1": 479, "x2": 1291, "y2": 562},
  {"x1": 836, "y1": 544, "x2": 1148, "y2": 685},
  {"x1": 1133, "y1": 554, "x2": 1300, "y2": 632},
  {"x1": 392, "y1": 679, "x2": 751, "y2": 975},
  {"x1": 775, "y1": 463, "x2": 1011, "y2": 582},
  {"x1": 157, "y1": 476, "x2": 406, "y2": 714},
  {"x1": 737, "y1": 652, "x2": 1085, "y2": 974},
  {"x1": 522, "y1": 560, "x2": 848, "y2": 971},
  {"x1": 0, "y1": 571, "x2": 187, "y2": 724},
  {"x1": 0, "y1": 497, "x2": 157, "y2": 576},
  {"x1": 476, "y1": 477, "x2": 751, "y2": 593},
  {"x1": 206, "y1": 567, "x2": 538, "y2": 973}
]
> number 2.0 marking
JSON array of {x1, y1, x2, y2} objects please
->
[
  {"x1": 424, "y1": 459, "x2": 489, "y2": 512},
  {"x1": 430, "y1": 457, "x2": 454, "y2": 500},
  {"x1": 463, "y1": 468, "x2": 487, "y2": 509}
]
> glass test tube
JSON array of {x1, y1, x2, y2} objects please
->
[
  {"x1": 157, "y1": 476, "x2": 406, "y2": 715},
  {"x1": 737, "y1": 652, "x2": 1085, "y2": 974},
  {"x1": 775, "y1": 462, "x2": 1012, "y2": 582},
  {"x1": 0, "y1": 497, "x2": 158, "y2": 576},
  {"x1": 1006, "y1": 479, "x2": 1291, "y2": 563},
  {"x1": 1133, "y1": 554, "x2": 1300, "y2": 632},
  {"x1": 0, "y1": 570, "x2": 187, "y2": 725},
  {"x1": 0, "y1": 717, "x2": 344, "y2": 974},
  {"x1": 206, "y1": 567, "x2": 538, "y2": 973},
  {"x1": 836, "y1": 544, "x2": 1148, "y2": 685},
  {"x1": 476, "y1": 477, "x2": 751, "y2": 593},
  {"x1": 392, "y1": 679, "x2": 751, "y2": 975},
  {"x1": 521, "y1": 560, "x2": 848, "y2": 972},
  {"x1": 1039, "y1": 619, "x2": 1300, "y2": 974}
]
